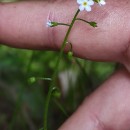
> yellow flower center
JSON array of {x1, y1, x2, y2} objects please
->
[{"x1": 83, "y1": 2, "x2": 87, "y2": 6}]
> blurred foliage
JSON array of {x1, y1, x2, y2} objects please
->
[
  {"x1": 0, "y1": 45, "x2": 115, "y2": 130},
  {"x1": 0, "y1": 0, "x2": 115, "y2": 129}
]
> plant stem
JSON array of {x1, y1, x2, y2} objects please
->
[
  {"x1": 43, "y1": 9, "x2": 80, "y2": 130},
  {"x1": 76, "y1": 18, "x2": 97, "y2": 27},
  {"x1": 57, "y1": 23, "x2": 70, "y2": 26},
  {"x1": 53, "y1": 99, "x2": 69, "y2": 117},
  {"x1": 76, "y1": 18, "x2": 90, "y2": 23}
]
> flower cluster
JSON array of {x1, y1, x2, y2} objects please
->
[
  {"x1": 47, "y1": 0, "x2": 106, "y2": 27},
  {"x1": 77, "y1": 0, "x2": 106, "y2": 12}
]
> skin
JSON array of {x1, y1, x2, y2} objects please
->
[
  {"x1": 59, "y1": 68, "x2": 130, "y2": 130},
  {"x1": 1, "y1": 0, "x2": 130, "y2": 129}
]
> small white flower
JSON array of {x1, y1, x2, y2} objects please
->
[
  {"x1": 98, "y1": 0, "x2": 106, "y2": 6},
  {"x1": 46, "y1": 20, "x2": 58, "y2": 27},
  {"x1": 77, "y1": 0, "x2": 94, "y2": 12},
  {"x1": 47, "y1": 20, "x2": 53, "y2": 27}
]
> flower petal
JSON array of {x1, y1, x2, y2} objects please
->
[
  {"x1": 100, "y1": 0, "x2": 106, "y2": 5},
  {"x1": 79, "y1": 5, "x2": 85, "y2": 11},
  {"x1": 77, "y1": 0, "x2": 83, "y2": 4},
  {"x1": 85, "y1": 5, "x2": 91, "y2": 12},
  {"x1": 88, "y1": 0, "x2": 94, "y2": 5},
  {"x1": 46, "y1": 20, "x2": 52, "y2": 27}
]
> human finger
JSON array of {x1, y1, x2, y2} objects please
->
[
  {"x1": 0, "y1": 1, "x2": 130, "y2": 65},
  {"x1": 59, "y1": 68, "x2": 130, "y2": 130}
]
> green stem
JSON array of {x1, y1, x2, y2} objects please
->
[
  {"x1": 76, "y1": 18, "x2": 97, "y2": 27},
  {"x1": 43, "y1": 9, "x2": 80, "y2": 130},
  {"x1": 76, "y1": 18, "x2": 90, "y2": 23},
  {"x1": 57, "y1": 23, "x2": 70, "y2": 26},
  {"x1": 54, "y1": 99, "x2": 69, "y2": 117}
]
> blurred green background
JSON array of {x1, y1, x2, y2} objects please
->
[{"x1": 0, "y1": 0, "x2": 115, "y2": 130}]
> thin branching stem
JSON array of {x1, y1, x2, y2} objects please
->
[
  {"x1": 43, "y1": 9, "x2": 80, "y2": 130},
  {"x1": 76, "y1": 18, "x2": 90, "y2": 23},
  {"x1": 76, "y1": 18, "x2": 97, "y2": 27},
  {"x1": 57, "y1": 23, "x2": 70, "y2": 26}
]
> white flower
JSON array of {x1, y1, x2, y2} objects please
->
[
  {"x1": 77, "y1": 0, "x2": 94, "y2": 12},
  {"x1": 46, "y1": 20, "x2": 58, "y2": 27},
  {"x1": 47, "y1": 20, "x2": 53, "y2": 27},
  {"x1": 98, "y1": 0, "x2": 106, "y2": 6}
]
